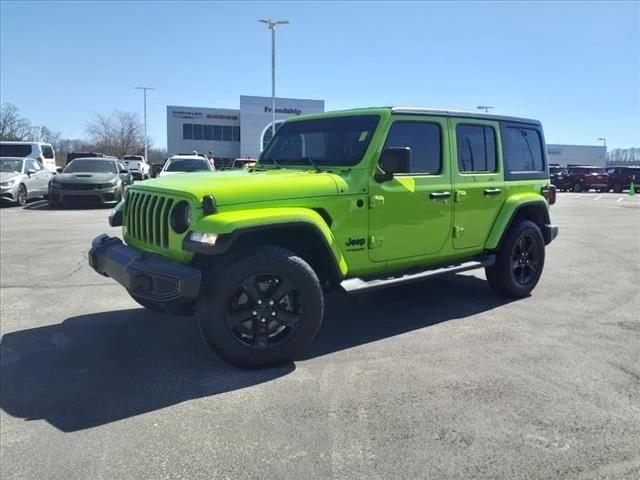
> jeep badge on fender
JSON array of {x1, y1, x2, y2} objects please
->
[{"x1": 89, "y1": 107, "x2": 558, "y2": 369}]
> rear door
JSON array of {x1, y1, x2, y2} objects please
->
[
  {"x1": 451, "y1": 118, "x2": 504, "y2": 249},
  {"x1": 368, "y1": 116, "x2": 452, "y2": 261}
]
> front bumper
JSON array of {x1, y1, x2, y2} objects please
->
[
  {"x1": 544, "y1": 224, "x2": 559, "y2": 244},
  {"x1": 89, "y1": 234, "x2": 201, "y2": 302},
  {"x1": 0, "y1": 186, "x2": 18, "y2": 202},
  {"x1": 50, "y1": 187, "x2": 119, "y2": 205}
]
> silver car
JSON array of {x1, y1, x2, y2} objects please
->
[{"x1": 0, "y1": 157, "x2": 54, "y2": 206}]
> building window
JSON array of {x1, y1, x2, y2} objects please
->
[
  {"x1": 456, "y1": 124, "x2": 497, "y2": 173},
  {"x1": 203, "y1": 125, "x2": 213, "y2": 140},
  {"x1": 383, "y1": 121, "x2": 441, "y2": 174},
  {"x1": 222, "y1": 125, "x2": 232, "y2": 141},
  {"x1": 183, "y1": 123, "x2": 193, "y2": 140},
  {"x1": 193, "y1": 124, "x2": 203, "y2": 140},
  {"x1": 213, "y1": 125, "x2": 222, "y2": 141},
  {"x1": 233, "y1": 126, "x2": 241, "y2": 142}
]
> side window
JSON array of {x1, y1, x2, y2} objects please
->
[
  {"x1": 41, "y1": 145, "x2": 54, "y2": 159},
  {"x1": 117, "y1": 162, "x2": 126, "y2": 171},
  {"x1": 193, "y1": 124, "x2": 203, "y2": 140},
  {"x1": 456, "y1": 124, "x2": 497, "y2": 173},
  {"x1": 26, "y1": 159, "x2": 41, "y2": 171},
  {"x1": 502, "y1": 126, "x2": 544, "y2": 172},
  {"x1": 384, "y1": 121, "x2": 441, "y2": 174}
]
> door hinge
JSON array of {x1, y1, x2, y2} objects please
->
[
  {"x1": 453, "y1": 226, "x2": 465, "y2": 238},
  {"x1": 455, "y1": 190, "x2": 467, "y2": 202},
  {"x1": 369, "y1": 195, "x2": 385, "y2": 209},
  {"x1": 369, "y1": 236, "x2": 384, "y2": 249}
]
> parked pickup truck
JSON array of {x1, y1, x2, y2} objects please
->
[{"x1": 89, "y1": 107, "x2": 558, "y2": 368}]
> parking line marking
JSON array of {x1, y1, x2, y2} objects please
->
[
  {"x1": 617, "y1": 198, "x2": 624, "y2": 203},
  {"x1": 595, "y1": 196, "x2": 602, "y2": 200}
]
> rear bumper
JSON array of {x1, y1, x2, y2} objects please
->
[
  {"x1": 89, "y1": 234, "x2": 201, "y2": 302},
  {"x1": 544, "y1": 224, "x2": 559, "y2": 244}
]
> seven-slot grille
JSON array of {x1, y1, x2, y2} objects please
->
[{"x1": 125, "y1": 191, "x2": 175, "y2": 249}]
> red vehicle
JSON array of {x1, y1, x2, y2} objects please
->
[{"x1": 565, "y1": 166, "x2": 609, "y2": 193}]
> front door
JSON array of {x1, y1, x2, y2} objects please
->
[
  {"x1": 450, "y1": 119, "x2": 505, "y2": 249},
  {"x1": 368, "y1": 116, "x2": 452, "y2": 262}
]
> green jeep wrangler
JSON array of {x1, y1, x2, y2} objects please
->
[{"x1": 89, "y1": 107, "x2": 558, "y2": 368}]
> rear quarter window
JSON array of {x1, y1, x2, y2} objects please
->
[{"x1": 500, "y1": 122, "x2": 548, "y2": 181}]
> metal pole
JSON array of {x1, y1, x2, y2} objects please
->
[
  {"x1": 143, "y1": 88, "x2": 148, "y2": 161},
  {"x1": 271, "y1": 25, "x2": 276, "y2": 137},
  {"x1": 135, "y1": 87, "x2": 154, "y2": 160}
]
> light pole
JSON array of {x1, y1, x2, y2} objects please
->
[
  {"x1": 598, "y1": 137, "x2": 607, "y2": 164},
  {"x1": 259, "y1": 18, "x2": 289, "y2": 137},
  {"x1": 135, "y1": 86, "x2": 154, "y2": 161},
  {"x1": 477, "y1": 105, "x2": 494, "y2": 113}
]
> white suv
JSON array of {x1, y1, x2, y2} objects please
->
[
  {"x1": 122, "y1": 155, "x2": 150, "y2": 180},
  {"x1": 0, "y1": 141, "x2": 58, "y2": 172}
]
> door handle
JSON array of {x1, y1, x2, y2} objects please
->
[
  {"x1": 483, "y1": 188, "x2": 502, "y2": 196},
  {"x1": 429, "y1": 191, "x2": 451, "y2": 200}
]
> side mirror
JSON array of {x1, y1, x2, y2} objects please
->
[
  {"x1": 26, "y1": 169, "x2": 37, "y2": 175},
  {"x1": 119, "y1": 169, "x2": 129, "y2": 174},
  {"x1": 376, "y1": 147, "x2": 411, "y2": 181},
  {"x1": 56, "y1": 167, "x2": 63, "y2": 174}
]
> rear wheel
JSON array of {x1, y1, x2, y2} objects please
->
[
  {"x1": 486, "y1": 220, "x2": 545, "y2": 298},
  {"x1": 197, "y1": 246, "x2": 324, "y2": 369},
  {"x1": 613, "y1": 183, "x2": 623, "y2": 193},
  {"x1": 572, "y1": 182, "x2": 582, "y2": 192}
]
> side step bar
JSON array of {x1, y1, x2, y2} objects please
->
[{"x1": 340, "y1": 255, "x2": 496, "y2": 294}]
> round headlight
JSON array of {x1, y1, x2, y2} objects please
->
[{"x1": 170, "y1": 201, "x2": 191, "y2": 234}]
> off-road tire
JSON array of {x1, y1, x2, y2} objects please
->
[
  {"x1": 486, "y1": 220, "x2": 545, "y2": 298},
  {"x1": 197, "y1": 246, "x2": 324, "y2": 369}
]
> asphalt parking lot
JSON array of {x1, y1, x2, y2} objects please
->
[{"x1": 1, "y1": 193, "x2": 639, "y2": 480}]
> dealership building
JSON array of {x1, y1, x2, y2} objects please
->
[
  {"x1": 166, "y1": 95, "x2": 325, "y2": 164},
  {"x1": 167, "y1": 97, "x2": 606, "y2": 168}
]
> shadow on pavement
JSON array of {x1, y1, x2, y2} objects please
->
[
  {"x1": 0, "y1": 273, "x2": 510, "y2": 432},
  {"x1": 22, "y1": 200, "x2": 112, "y2": 211}
]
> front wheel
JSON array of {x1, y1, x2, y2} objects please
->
[
  {"x1": 486, "y1": 220, "x2": 545, "y2": 298},
  {"x1": 613, "y1": 183, "x2": 623, "y2": 193},
  {"x1": 16, "y1": 184, "x2": 27, "y2": 206},
  {"x1": 573, "y1": 182, "x2": 582, "y2": 193},
  {"x1": 197, "y1": 246, "x2": 324, "y2": 369}
]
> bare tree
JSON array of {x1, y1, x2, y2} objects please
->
[
  {"x1": 0, "y1": 103, "x2": 33, "y2": 141},
  {"x1": 86, "y1": 111, "x2": 148, "y2": 158}
]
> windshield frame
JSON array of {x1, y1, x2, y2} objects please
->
[{"x1": 258, "y1": 114, "x2": 381, "y2": 169}]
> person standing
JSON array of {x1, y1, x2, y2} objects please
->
[{"x1": 207, "y1": 151, "x2": 216, "y2": 171}]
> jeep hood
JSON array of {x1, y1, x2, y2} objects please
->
[{"x1": 138, "y1": 169, "x2": 340, "y2": 206}]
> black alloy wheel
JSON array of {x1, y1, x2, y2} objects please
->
[
  {"x1": 225, "y1": 273, "x2": 301, "y2": 349},
  {"x1": 511, "y1": 234, "x2": 540, "y2": 287}
]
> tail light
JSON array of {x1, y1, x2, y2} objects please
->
[{"x1": 542, "y1": 184, "x2": 556, "y2": 205}]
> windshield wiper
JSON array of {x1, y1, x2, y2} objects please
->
[{"x1": 296, "y1": 157, "x2": 322, "y2": 172}]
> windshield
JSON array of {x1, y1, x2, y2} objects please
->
[
  {"x1": 166, "y1": 158, "x2": 211, "y2": 172},
  {"x1": 65, "y1": 159, "x2": 117, "y2": 173},
  {"x1": 0, "y1": 158, "x2": 24, "y2": 173},
  {"x1": 259, "y1": 115, "x2": 380, "y2": 167}
]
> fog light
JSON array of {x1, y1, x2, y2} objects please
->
[{"x1": 189, "y1": 232, "x2": 218, "y2": 245}]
